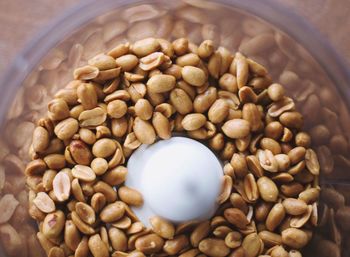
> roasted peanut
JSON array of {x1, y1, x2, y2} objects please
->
[
  {"x1": 225, "y1": 231, "x2": 242, "y2": 248},
  {"x1": 54, "y1": 118, "x2": 79, "y2": 140},
  {"x1": 172, "y1": 38, "x2": 189, "y2": 56},
  {"x1": 100, "y1": 201, "x2": 125, "y2": 223},
  {"x1": 74, "y1": 65, "x2": 99, "y2": 80},
  {"x1": 182, "y1": 66, "x2": 206, "y2": 87},
  {"x1": 224, "y1": 208, "x2": 249, "y2": 229},
  {"x1": 193, "y1": 87, "x2": 217, "y2": 113},
  {"x1": 79, "y1": 107, "x2": 107, "y2": 127},
  {"x1": 109, "y1": 227, "x2": 128, "y2": 251},
  {"x1": 150, "y1": 216, "x2": 175, "y2": 239},
  {"x1": 77, "y1": 83, "x2": 98, "y2": 110},
  {"x1": 118, "y1": 186, "x2": 143, "y2": 207},
  {"x1": 208, "y1": 99, "x2": 229, "y2": 124},
  {"x1": 182, "y1": 113, "x2": 206, "y2": 131},
  {"x1": 92, "y1": 138, "x2": 116, "y2": 158},
  {"x1": 33, "y1": 126, "x2": 50, "y2": 153},
  {"x1": 42, "y1": 210, "x2": 65, "y2": 239},
  {"x1": 222, "y1": 119, "x2": 250, "y2": 139},
  {"x1": 90, "y1": 192, "x2": 106, "y2": 213},
  {"x1": 93, "y1": 181, "x2": 117, "y2": 203},
  {"x1": 257, "y1": 176, "x2": 279, "y2": 202},
  {"x1": 75, "y1": 202, "x2": 96, "y2": 225},
  {"x1": 115, "y1": 54, "x2": 139, "y2": 72},
  {"x1": 198, "y1": 40, "x2": 214, "y2": 59},
  {"x1": 190, "y1": 221, "x2": 211, "y2": 247},
  {"x1": 199, "y1": 238, "x2": 230, "y2": 257},
  {"x1": 163, "y1": 235, "x2": 189, "y2": 255},
  {"x1": 170, "y1": 88, "x2": 193, "y2": 115},
  {"x1": 133, "y1": 117, "x2": 156, "y2": 144},
  {"x1": 135, "y1": 99, "x2": 153, "y2": 120},
  {"x1": 241, "y1": 233, "x2": 263, "y2": 257},
  {"x1": 33, "y1": 192, "x2": 55, "y2": 213},
  {"x1": 48, "y1": 98, "x2": 70, "y2": 121},
  {"x1": 132, "y1": 38, "x2": 160, "y2": 57},
  {"x1": 135, "y1": 233, "x2": 164, "y2": 254},
  {"x1": 102, "y1": 165, "x2": 127, "y2": 186},
  {"x1": 140, "y1": 52, "x2": 165, "y2": 71},
  {"x1": 267, "y1": 83, "x2": 285, "y2": 101},
  {"x1": 88, "y1": 234, "x2": 109, "y2": 257},
  {"x1": 282, "y1": 198, "x2": 308, "y2": 215},
  {"x1": 266, "y1": 203, "x2": 285, "y2": 231},
  {"x1": 89, "y1": 54, "x2": 117, "y2": 70},
  {"x1": 72, "y1": 165, "x2": 96, "y2": 182},
  {"x1": 281, "y1": 228, "x2": 308, "y2": 249},
  {"x1": 147, "y1": 74, "x2": 176, "y2": 93},
  {"x1": 64, "y1": 220, "x2": 81, "y2": 251},
  {"x1": 152, "y1": 112, "x2": 171, "y2": 139},
  {"x1": 90, "y1": 157, "x2": 108, "y2": 176},
  {"x1": 258, "y1": 230, "x2": 282, "y2": 247},
  {"x1": 244, "y1": 173, "x2": 259, "y2": 202},
  {"x1": 107, "y1": 100, "x2": 127, "y2": 119}
]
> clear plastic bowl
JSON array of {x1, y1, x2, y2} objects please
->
[{"x1": 0, "y1": 1, "x2": 349, "y2": 257}]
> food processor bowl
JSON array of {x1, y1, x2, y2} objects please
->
[{"x1": 0, "y1": 1, "x2": 349, "y2": 257}]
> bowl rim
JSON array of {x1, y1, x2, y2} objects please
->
[{"x1": 0, "y1": 0, "x2": 349, "y2": 122}]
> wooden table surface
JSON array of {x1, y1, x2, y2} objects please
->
[{"x1": 0, "y1": 0, "x2": 349, "y2": 76}]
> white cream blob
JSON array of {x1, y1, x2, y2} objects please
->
[{"x1": 125, "y1": 137, "x2": 223, "y2": 227}]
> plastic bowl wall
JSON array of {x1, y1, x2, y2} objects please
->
[{"x1": 0, "y1": 1, "x2": 349, "y2": 257}]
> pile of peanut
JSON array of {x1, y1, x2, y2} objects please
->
[{"x1": 24, "y1": 37, "x2": 320, "y2": 257}]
